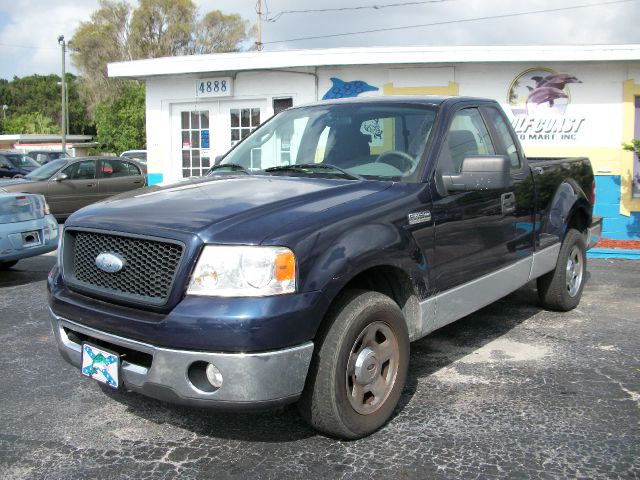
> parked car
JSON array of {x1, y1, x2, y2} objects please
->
[
  {"x1": 48, "y1": 96, "x2": 601, "y2": 439},
  {"x1": 0, "y1": 192, "x2": 58, "y2": 269},
  {"x1": 0, "y1": 157, "x2": 146, "y2": 220},
  {"x1": 120, "y1": 150, "x2": 147, "y2": 165},
  {"x1": 0, "y1": 150, "x2": 41, "y2": 178},
  {"x1": 26, "y1": 150, "x2": 70, "y2": 165}
]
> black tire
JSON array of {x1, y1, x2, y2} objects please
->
[
  {"x1": 0, "y1": 260, "x2": 18, "y2": 270},
  {"x1": 537, "y1": 228, "x2": 586, "y2": 311},
  {"x1": 298, "y1": 290, "x2": 410, "y2": 439}
]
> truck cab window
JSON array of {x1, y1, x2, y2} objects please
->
[
  {"x1": 437, "y1": 107, "x2": 495, "y2": 174},
  {"x1": 484, "y1": 107, "x2": 521, "y2": 168}
]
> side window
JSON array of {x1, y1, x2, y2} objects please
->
[
  {"x1": 484, "y1": 107, "x2": 521, "y2": 168},
  {"x1": 437, "y1": 108, "x2": 495, "y2": 174},
  {"x1": 126, "y1": 162, "x2": 141, "y2": 176},
  {"x1": 101, "y1": 160, "x2": 132, "y2": 178},
  {"x1": 64, "y1": 161, "x2": 96, "y2": 180},
  {"x1": 0, "y1": 155, "x2": 11, "y2": 169}
]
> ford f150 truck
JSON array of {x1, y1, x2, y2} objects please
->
[{"x1": 48, "y1": 96, "x2": 601, "y2": 439}]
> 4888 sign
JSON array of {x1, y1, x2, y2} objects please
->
[{"x1": 195, "y1": 77, "x2": 233, "y2": 98}]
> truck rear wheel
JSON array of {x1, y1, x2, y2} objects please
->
[
  {"x1": 537, "y1": 228, "x2": 586, "y2": 311},
  {"x1": 299, "y1": 290, "x2": 409, "y2": 439}
]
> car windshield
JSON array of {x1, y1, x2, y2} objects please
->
[
  {"x1": 218, "y1": 103, "x2": 437, "y2": 182},
  {"x1": 6, "y1": 154, "x2": 40, "y2": 168},
  {"x1": 25, "y1": 158, "x2": 68, "y2": 180}
]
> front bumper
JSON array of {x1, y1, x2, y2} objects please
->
[{"x1": 50, "y1": 309, "x2": 314, "y2": 408}]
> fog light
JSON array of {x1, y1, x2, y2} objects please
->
[{"x1": 205, "y1": 363, "x2": 223, "y2": 388}]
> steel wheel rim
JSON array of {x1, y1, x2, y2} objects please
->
[
  {"x1": 566, "y1": 245, "x2": 584, "y2": 297},
  {"x1": 345, "y1": 321, "x2": 399, "y2": 415}
]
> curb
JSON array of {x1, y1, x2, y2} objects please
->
[{"x1": 587, "y1": 248, "x2": 640, "y2": 259}]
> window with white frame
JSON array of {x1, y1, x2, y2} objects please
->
[{"x1": 181, "y1": 111, "x2": 210, "y2": 177}]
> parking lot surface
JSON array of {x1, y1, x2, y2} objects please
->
[{"x1": 0, "y1": 255, "x2": 638, "y2": 479}]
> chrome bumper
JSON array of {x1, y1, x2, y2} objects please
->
[
  {"x1": 50, "y1": 309, "x2": 314, "y2": 408},
  {"x1": 587, "y1": 216, "x2": 603, "y2": 250}
]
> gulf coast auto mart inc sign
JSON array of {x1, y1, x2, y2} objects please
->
[{"x1": 507, "y1": 68, "x2": 587, "y2": 143}]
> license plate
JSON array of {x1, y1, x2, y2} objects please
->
[
  {"x1": 81, "y1": 343, "x2": 119, "y2": 389},
  {"x1": 21, "y1": 230, "x2": 41, "y2": 247}
]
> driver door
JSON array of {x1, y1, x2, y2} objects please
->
[{"x1": 430, "y1": 106, "x2": 516, "y2": 291}]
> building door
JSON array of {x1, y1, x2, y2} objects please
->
[
  {"x1": 219, "y1": 101, "x2": 266, "y2": 168},
  {"x1": 179, "y1": 109, "x2": 212, "y2": 178}
]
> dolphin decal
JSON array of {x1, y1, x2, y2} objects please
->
[
  {"x1": 531, "y1": 73, "x2": 582, "y2": 90},
  {"x1": 322, "y1": 78, "x2": 379, "y2": 100},
  {"x1": 526, "y1": 86, "x2": 568, "y2": 108}
]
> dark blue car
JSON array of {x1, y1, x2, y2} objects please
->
[{"x1": 0, "y1": 150, "x2": 40, "y2": 178}]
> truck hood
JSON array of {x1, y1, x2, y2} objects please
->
[{"x1": 66, "y1": 175, "x2": 391, "y2": 244}]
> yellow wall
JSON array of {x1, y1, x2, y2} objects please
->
[
  {"x1": 622, "y1": 80, "x2": 640, "y2": 215},
  {"x1": 382, "y1": 82, "x2": 459, "y2": 96}
]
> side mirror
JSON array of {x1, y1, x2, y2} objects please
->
[
  {"x1": 442, "y1": 156, "x2": 510, "y2": 193},
  {"x1": 214, "y1": 155, "x2": 224, "y2": 166},
  {"x1": 55, "y1": 173, "x2": 69, "y2": 182}
]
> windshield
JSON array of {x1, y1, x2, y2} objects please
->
[
  {"x1": 25, "y1": 158, "x2": 68, "y2": 180},
  {"x1": 218, "y1": 103, "x2": 437, "y2": 181},
  {"x1": 6, "y1": 154, "x2": 40, "y2": 168}
]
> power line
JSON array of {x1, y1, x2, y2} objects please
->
[
  {"x1": 264, "y1": 0, "x2": 456, "y2": 22},
  {"x1": 0, "y1": 43, "x2": 58, "y2": 51},
  {"x1": 263, "y1": 0, "x2": 636, "y2": 45}
]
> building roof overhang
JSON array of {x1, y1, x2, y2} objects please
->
[{"x1": 108, "y1": 44, "x2": 640, "y2": 80}]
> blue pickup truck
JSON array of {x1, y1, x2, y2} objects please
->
[{"x1": 48, "y1": 96, "x2": 601, "y2": 439}]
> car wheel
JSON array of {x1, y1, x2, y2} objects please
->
[
  {"x1": 0, "y1": 260, "x2": 19, "y2": 270},
  {"x1": 299, "y1": 290, "x2": 409, "y2": 439},
  {"x1": 537, "y1": 228, "x2": 586, "y2": 311}
]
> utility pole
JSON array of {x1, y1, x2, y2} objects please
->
[
  {"x1": 58, "y1": 35, "x2": 67, "y2": 151},
  {"x1": 256, "y1": 0, "x2": 263, "y2": 51}
]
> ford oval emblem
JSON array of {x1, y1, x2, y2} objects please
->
[{"x1": 95, "y1": 252, "x2": 125, "y2": 273}]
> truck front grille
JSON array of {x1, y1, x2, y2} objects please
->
[{"x1": 63, "y1": 229, "x2": 184, "y2": 307}]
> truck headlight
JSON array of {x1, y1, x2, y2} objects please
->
[{"x1": 187, "y1": 246, "x2": 296, "y2": 297}]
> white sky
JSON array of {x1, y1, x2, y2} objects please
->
[{"x1": 0, "y1": 0, "x2": 639, "y2": 80}]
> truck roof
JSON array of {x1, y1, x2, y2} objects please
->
[{"x1": 296, "y1": 95, "x2": 498, "y2": 109}]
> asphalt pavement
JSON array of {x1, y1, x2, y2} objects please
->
[{"x1": 0, "y1": 254, "x2": 638, "y2": 479}]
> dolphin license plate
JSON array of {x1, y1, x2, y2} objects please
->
[{"x1": 81, "y1": 343, "x2": 120, "y2": 389}]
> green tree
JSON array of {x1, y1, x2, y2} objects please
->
[
  {"x1": 0, "y1": 74, "x2": 91, "y2": 134},
  {"x1": 623, "y1": 139, "x2": 640, "y2": 156},
  {"x1": 191, "y1": 11, "x2": 253, "y2": 55},
  {"x1": 71, "y1": 0, "x2": 252, "y2": 110},
  {"x1": 94, "y1": 82, "x2": 145, "y2": 153},
  {"x1": 2, "y1": 112, "x2": 58, "y2": 134},
  {"x1": 129, "y1": 0, "x2": 196, "y2": 58}
]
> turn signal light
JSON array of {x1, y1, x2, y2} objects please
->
[{"x1": 275, "y1": 250, "x2": 295, "y2": 281}]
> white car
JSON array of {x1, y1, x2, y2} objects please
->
[{"x1": 120, "y1": 150, "x2": 147, "y2": 164}]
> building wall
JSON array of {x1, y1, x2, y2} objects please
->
[{"x1": 144, "y1": 60, "x2": 640, "y2": 239}]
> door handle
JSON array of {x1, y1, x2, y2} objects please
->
[
  {"x1": 501, "y1": 192, "x2": 516, "y2": 216},
  {"x1": 86, "y1": 183, "x2": 96, "y2": 187}
]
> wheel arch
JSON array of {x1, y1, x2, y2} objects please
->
[{"x1": 320, "y1": 263, "x2": 424, "y2": 342}]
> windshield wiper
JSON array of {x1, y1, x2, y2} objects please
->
[
  {"x1": 264, "y1": 163, "x2": 364, "y2": 180},
  {"x1": 209, "y1": 163, "x2": 250, "y2": 175}
]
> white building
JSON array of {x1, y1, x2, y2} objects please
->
[{"x1": 109, "y1": 45, "x2": 640, "y2": 242}]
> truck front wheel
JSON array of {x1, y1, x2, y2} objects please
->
[
  {"x1": 537, "y1": 228, "x2": 587, "y2": 311},
  {"x1": 299, "y1": 290, "x2": 409, "y2": 439}
]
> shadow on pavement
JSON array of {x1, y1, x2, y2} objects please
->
[
  {"x1": 0, "y1": 255, "x2": 56, "y2": 287},
  {"x1": 97, "y1": 283, "x2": 545, "y2": 442}
]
